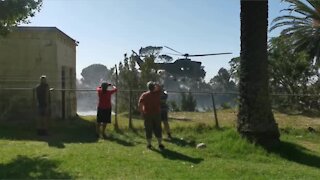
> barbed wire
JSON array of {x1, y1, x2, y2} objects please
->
[{"x1": 0, "y1": 87, "x2": 319, "y2": 97}]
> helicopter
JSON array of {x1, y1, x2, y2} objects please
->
[{"x1": 132, "y1": 46, "x2": 232, "y2": 80}]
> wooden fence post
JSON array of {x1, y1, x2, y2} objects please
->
[
  {"x1": 114, "y1": 65, "x2": 119, "y2": 130},
  {"x1": 211, "y1": 93, "x2": 219, "y2": 128},
  {"x1": 129, "y1": 89, "x2": 133, "y2": 129}
]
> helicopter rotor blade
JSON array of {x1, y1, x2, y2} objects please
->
[
  {"x1": 188, "y1": 52, "x2": 232, "y2": 57},
  {"x1": 166, "y1": 53, "x2": 183, "y2": 56},
  {"x1": 163, "y1": 46, "x2": 183, "y2": 55}
]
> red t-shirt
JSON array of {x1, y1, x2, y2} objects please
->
[
  {"x1": 97, "y1": 87, "x2": 117, "y2": 109},
  {"x1": 139, "y1": 89, "x2": 161, "y2": 115}
]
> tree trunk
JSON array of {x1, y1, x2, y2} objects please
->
[{"x1": 238, "y1": 0, "x2": 280, "y2": 147}]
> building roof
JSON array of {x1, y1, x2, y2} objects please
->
[{"x1": 14, "y1": 26, "x2": 79, "y2": 46}]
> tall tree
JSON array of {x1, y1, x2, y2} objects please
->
[
  {"x1": 0, "y1": 0, "x2": 42, "y2": 36},
  {"x1": 117, "y1": 53, "x2": 159, "y2": 113},
  {"x1": 269, "y1": 35, "x2": 313, "y2": 95},
  {"x1": 209, "y1": 68, "x2": 237, "y2": 92},
  {"x1": 80, "y1": 64, "x2": 113, "y2": 88},
  {"x1": 238, "y1": 0, "x2": 279, "y2": 146},
  {"x1": 269, "y1": 35, "x2": 318, "y2": 112},
  {"x1": 180, "y1": 92, "x2": 197, "y2": 112},
  {"x1": 270, "y1": 0, "x2": 320, "y2": 64},
  {"x1": 210, "y1": 68, "x2": 237, "y2": 108}
]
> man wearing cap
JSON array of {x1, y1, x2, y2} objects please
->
[
  {"x1": 138, "y1": 81, "x2": 165, "y2": 150},
  {"x1": 35, "y1": 75, "x2": 50, "y2": 136}
]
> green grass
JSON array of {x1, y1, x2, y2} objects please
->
[{"x1": 0, "y1": 110, "x2": 320, "y2": 179}]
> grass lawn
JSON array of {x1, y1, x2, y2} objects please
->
[{"x1": 0, "y1": 109, "x2": 320, "y2": 179}]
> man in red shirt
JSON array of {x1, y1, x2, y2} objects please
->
[
  {"x1": 96, "y1": 82, "x2": 117, "y2": 139},
  {"x1": 138, "y1": 81, "x2": 165, "y2": 150}
]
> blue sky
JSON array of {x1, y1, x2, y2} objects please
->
[{"x1": 23, "y1": 0, "x2": 289, "y2": 82}]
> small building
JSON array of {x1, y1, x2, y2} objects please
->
[{"x1": 0, "y1": 26, "x2": 78, "y2": 120}]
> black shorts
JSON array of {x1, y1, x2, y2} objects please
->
[
  {"x1": 161, "y1": 110, "x2": 168, "y2": 122},
  {"x1": 144, "y1": 114, "x2": 162, "y2": 139},
  {"x1": 97, "y1": 108, "x2": 111, "y2": 124}
]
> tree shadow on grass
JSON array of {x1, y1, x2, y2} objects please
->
[
  {"x1": 152, "y1": 148, "x2": 203, "y2": 164},
  {"x1": 0, "y1": 155, "x2": 73, "y2": 179},
  {"x1": 130, "y1": 127, "x2": 145, "y2": 139},
  {"x1": 269, "y1": 141, "x2": 320, "y2": 169},
  {"x1": 169, "y1": 117, "x2": 192, "y2": 122}
]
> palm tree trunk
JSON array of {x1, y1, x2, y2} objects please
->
[{"x1": 238, "y1": 0, "x2": 280, "y2": 146}]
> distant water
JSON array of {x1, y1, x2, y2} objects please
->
[
  {"x1": 77, "y1": 110, "x2": 115, "y2": 116},
  {"x1": 77, "y1": 110, "x2": 96, "y2": 116}
]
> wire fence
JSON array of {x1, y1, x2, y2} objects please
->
[{"x1": 1, "y1": 87, "x2": 319, "y2": 129}]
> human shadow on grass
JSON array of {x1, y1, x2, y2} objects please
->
[
  {"x1": 0, "y1": 116, "x2": 98, "y2": 148},
  {"x1": 0, "y1": 155, "x2": 73, "y2": 179},
  {"x1": 152, "y1": 148, "x2": 203, "y2": 164},
  {"x1": 269, "y1": 141, "x2": 320, "y2": 169},
  {"x1": 104, "y1": 134, "x2": 135, "y2": 147},
  {"x1": 164, "y1": 137, "x2": 196, "y2": 148}
]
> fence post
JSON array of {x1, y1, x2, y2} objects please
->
[
  {"x1": 129, "y1": 89, "x2": 133, "y2": 129},
  {"x1": 211, "y1": 93, "x2": 219, "y2": 128},
  {"x1": 114, "y1": 65, "x2": 119, "y2": 130}
]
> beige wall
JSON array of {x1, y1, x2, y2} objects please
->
[
  {"x1": 53, "y1": 32, "x2": 77, "y2": 118},
  {"x1": 0, "y1": 31, "x2": 58, "y2": 88},
  {"x1": 0, "y1": 28, "x2": 77, "y2": 120}
]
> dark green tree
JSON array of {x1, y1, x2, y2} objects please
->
[
  {"x1": 80, "y1": 64, "x2": 113, "y2": 88},
  {"x1": 238, "y1": 0, "x2": 279, "y2": 146},
  {"x1": 269, "y1": 35, "x2": 318, "y2": 112},
  {"x1": 117, "y1": 53, "x2": 159, "y2": 113},
  {"x1": 209, "y1": 68, "x2": 238, "y2": 108},
  {"x1": 0, "y1": 0, "x2": 42, "y2": 36},
  {"x1": 117, "y1": 54, "x2": 139, "y2": 113},
  {"x1": 209, "y1": 68, "x2": 237, "y2": 92},
  {"x1": 180, "y1": 92, "x2": 196, "y2": 112}
]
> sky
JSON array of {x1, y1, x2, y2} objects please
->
[{"x1": 23, "y1": 0, "x2": 289, "y2": 82}]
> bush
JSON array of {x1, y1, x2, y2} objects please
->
[
  {"x1": 169, "y1": 100, "x2": 180, "y2": 112},
  {"x1": 220, "y1": 102, "x2": 232, "y2": 109},
  {"x1": 180, "y1": 92, "x2": 197, "y2": 112}
]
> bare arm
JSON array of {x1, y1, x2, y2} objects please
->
[
  {"x1": 109, "y1": 85, "x2": 118, "y2": 94},
  {"x1": 138, "y1": 94, "x2": 145, "y2": 114}
]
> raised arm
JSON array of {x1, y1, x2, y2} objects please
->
[{"x1": 109, "y1": 84, "x2": 118, "y2": 94}]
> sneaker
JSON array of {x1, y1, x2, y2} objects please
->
[
  {"x1": 159, "y1": 144, "x2": 165, "y2": 150},
  {"x1": 147, "y1": 144, "x2": 153, "y2": 149}
]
